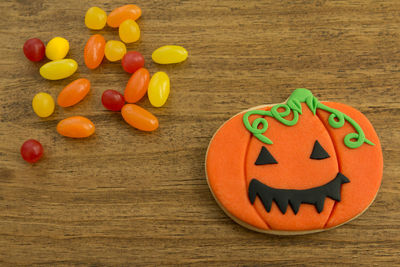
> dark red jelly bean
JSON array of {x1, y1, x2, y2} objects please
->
[
  {"x1": 121, "y1": 51, "x2": 145, "y2": 73},
  {"x1": 20, "y1": 139, "x2": 43, "y2": 163},
  {"x1": 102, "y1": 90, "x2": 125, "y2": 111},
  {"x1": 23, "y1": 38, "x2": 45, "y2": 62}
]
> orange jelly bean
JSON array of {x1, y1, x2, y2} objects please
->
[
  {"x1": 107, "y1": 4, "x2": 141, "y2": 28},
  {"x1": 124, "y1": 68, "x2": 150, "y2": 103},
  {"x1": 57, "y1": 78, "x2": 91, "y2": 107},
  {"x1": 84, "y1": 34, "x2": 106, "y2": 69},
  {"x1": 57, "y1": 116, "x2": 95, "y2": 138},
  {"x1": 121, "y1": 104, "x2": 158, "y2": 132}
]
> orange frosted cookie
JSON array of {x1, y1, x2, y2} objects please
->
[{"x1": 206, "y1": 88, "x2": 383, "y2": 234}]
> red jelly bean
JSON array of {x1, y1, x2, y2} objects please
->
[
  {"x1": 23, "y1": 38, "x2": 45, "y2": 62},
  {"x1": 20, "y1": 139, "x2": 43, "y2": 163},
  {"x1": 102, "y1": 90, "x2": 125, "y2": 111},
  {"x1": 121, "y1": 51, "x2": 145, "y2": 73}
]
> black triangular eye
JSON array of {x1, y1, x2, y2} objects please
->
[
  {"x1": 310, "y1": 140, "x2": 330, "y2": 160},
  {"x1": 255, "y1": 146, "x2": 278, "y2": 165}
]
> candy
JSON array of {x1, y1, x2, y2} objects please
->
[
  {"x1": 23, "y1": 38, "x2": 45, "y2": 62},
  {"x1": 107, "y1": 4, "x2": 141, "y2": 28},
  {"x1": 152, "y1": 45, "x2": 188, "y2": 64},
  {"x1": 105, "y1": 40, "x2": 126, "y2": 62},
  {"x1": 32, "y1": 92, "x2": 55, "y2": 118},
  {"x1": 102, "y1": 90, "x2": 125, "y2": 111},
  {"x1": 119, "y1": 19, "x2": 140, "y2": 43},
  {"x1": 45, "y1": 37, "x2": 69, "y2": 60},
  {"x1": 121, "y1": 51, "x2": 145, "y2": 73},
  {"x1": 57, "y1": 116, "x2": 95, "y2": 138},
  {"x1": 84, "y1": 34, "x2": 106, "y2": 69},
  {"x1": 57, "y1": 78, "x2": 91, "y2": 107},
  {"x1": 85, "y1": 7, "x2": 107, "y2": 30},
  {"x1": 39, "y1": 59, "x2": 78, "y2": 80},
  {"x1": 20, "y1": 139, "x2": 43, "y2": 163},
  {"x1": 121, "y1": 104, "x2": 158, "y2": 131},
  {"x1": 124, "y1": 68, "x2": 149, "y2": 103},
  {"x1": 148, "y1": 71, "x2": 170, "y2": 107}
]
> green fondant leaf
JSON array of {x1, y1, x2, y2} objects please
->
[
  {"x1": 287, "y1": 99, "x2": 302, "y2": 114},
  {"x1": 306, "y1": 95, "x2": 319, "y2": 115}
]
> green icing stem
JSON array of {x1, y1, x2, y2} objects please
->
[{"x1": 242, "y1": 88, "x2": 374, "y2": 149}]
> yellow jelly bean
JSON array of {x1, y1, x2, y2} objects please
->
[
  {"x1": 32, "y1": 92, "x2": 55, "y2": 118},
  {"x1": 85, "y1": 7, "x2": 107, "y2": 30},
  {"x1": 148, "y1": 72, "x2": 170, "y2": 107},
  {"x1": 45, "y1": 37, "x2": 69, "y2": 60},
  {"x1": 39, "y1": 59, "x2": 78, "y2": 80},
  {"x1": 104, "y1": 40, "x2": 126, "y2": 62},
  {"x1": 119, "y1": 19, "x2": 140, "y2": 43},
  {"x1": 152, "y1": 45, "x2": 188, "y2": 64}
]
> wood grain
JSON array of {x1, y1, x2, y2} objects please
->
[{"x1": 0, "y1": 0, "x2": 399, "y2": 266}]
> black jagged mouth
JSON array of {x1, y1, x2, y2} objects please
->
[{"x1": 248, "y1": 173, "x2": 350, "y2": 215}]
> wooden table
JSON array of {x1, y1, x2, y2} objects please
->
[{"x1": 0, "y1": 0, "x2": 399, "y2": 265}]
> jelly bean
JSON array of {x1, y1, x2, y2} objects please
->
[
  {"x1": 152, "y1": 45, "x2": 188, "y2": 64},
  {"x1": 148, "y1": 72, "x2": 170, "y2": 107},
  {"x1": 84, "y1": 34, "x2": 106, "y2": 69},
  {"x1": 119, "y1": 19, "x2": 140, "y2": 43},
  {"x1": 107, "y1": 4, "x2": 141, "y2": 28},
  {"x1": 57, "y1": 78, "x2": 91, "y2": 107},
  {"x1": 32, "y1": 92, "x2": 55, "y2": 118},
  {"x1": 124, "y1": 68, "x2": 149, "y2": 103},
  {"x1": 121, "y1": 104, "x2": 158, "y2": 132},
  {"x1": 85, "y1": 7, "x2": 107, "y2": 30},
  {"x1": 39, "y1": 59, "x2": 78, "y2": 80},
  {"x1": 102, "y1": 90, "x2": 125, "y2": 111},
  {"x1": 45, "y1": 37, "x2": 69, "y2": 60},
  {"x1": 121, "y1": 51, "x2": 144, "y2": 73},
  {"x1": 105, "y1": 40, "x2": 126, "y2": 62},
  {"x1": 20, "y1": 139, "x2": 43, "y2": 163},
  {"x1": 57, "y1": 116, "x2": 95, "y2": 138},
  {"x1": 23, "y1": 38, "x2": 45, "y2": 62}
]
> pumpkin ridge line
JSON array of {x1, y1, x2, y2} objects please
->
[
  {"x1": 315, "y1": 106, "x2": 342, "y2": 228},
  {"x1": 243, "y1": 109, "x2": 271, "y2": 229}
]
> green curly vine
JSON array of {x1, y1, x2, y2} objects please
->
[{"x1": 243, "y1": 88, "x2": 374, "y2": 149}]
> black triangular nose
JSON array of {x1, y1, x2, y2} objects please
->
[
  {"x1": 310, "y1": 140, "x2": 330, "y2": 160},
  {"x1": 255, "y1": 146, "x2": 278, "y2": 165}
]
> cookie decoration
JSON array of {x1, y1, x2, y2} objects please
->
[{"x1": 206, "y1": 88, "x2": 383, "y2": 234}]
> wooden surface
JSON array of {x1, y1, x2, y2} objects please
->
[{"x1": 0, "y1": 0, "x2": 399, "y2": 266}]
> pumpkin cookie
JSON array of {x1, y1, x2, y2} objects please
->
[{"x1": 206, "y1": 88, "x2": 383, "y2": 234}]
